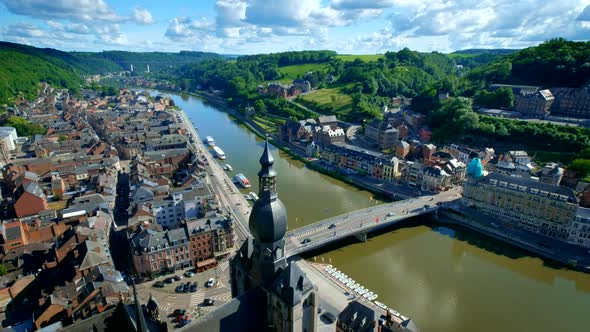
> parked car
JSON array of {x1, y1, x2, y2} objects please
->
[
  {"x1": 190, "y1": 283, "x2": 198, "y2": 292},
  {"x1": 152, "y1": 281, "x2": 166, "y2": 288},
  {"x1": 173, "y1": 309, "x2": 186, "y2": 316},
  {"x1": 174, "y1": 275, "x2": 182, "y2": 281},
  {"x1": 206, "y1": 278, "x2": 215, "y2": 288},
  {"x1": 184, "y1": 271, "x2": 195, "y2": 278},
  {"x1": 175, "y1": 285, "x2": 184, "y2": 293},
  {"x1": 164, "y1": 277, "x2": 175, "y2": 284},
  {"x1": 387, "y1": 212, "x2": 396, "y2": 217},
  {"x1": 301, "y1": 238, "x2": 311, "y2": 245},
  {"x1": 177, "y1": 319, "x2": 192, "y2": 328},
  {"x1": 203, "y1": 298, "x2": 215, "y2": 306},
  {"x1": 328, "y1": 223, "x2": 336, "y2": 229}
]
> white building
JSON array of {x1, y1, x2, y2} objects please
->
[{"x1": 0, "y1": 127, "x2": 18, "y2": 151}]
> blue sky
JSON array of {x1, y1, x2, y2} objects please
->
[{"x1": 1, "y1": 0, "x2": 589, "y2": 54}]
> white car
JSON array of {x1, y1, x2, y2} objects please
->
[
  {"x1": 184, "y1": 271, "x2": 195, "y2": 278},
  {"x1": 206, "y1": 278, "x2": 215, "y2": 287}
]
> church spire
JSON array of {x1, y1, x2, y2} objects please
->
[{"x1": 257, "y1": 137, "x2": 277, "y2": 202}]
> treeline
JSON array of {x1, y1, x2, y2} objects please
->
[
  {"x1": 74, "y1": 50, "x2": 220, "y2": 73},
  {"x1": 0, "y1": 50, "x2": 82, "y2": 105},
  {"x1": 1, "y1": 116, "x2": 47, "y2": 137},
  {"x1": 425, "y1": 98, "x2": 590, "y2": 153},
  {"x1": 464, "y1": 39, "x2": 590, "y2": 89},
  {"x1": 238, "y1": 50, "x2": 336, "y2": 66}
]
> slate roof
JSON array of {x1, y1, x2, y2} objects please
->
[
  {"x1": 318, "y1": 115, "x2": 337, "y2": 124},
  {"x1": 23, "y1": 182, "x2": 45, "y2": 199},
  {"x1": 338, "y1": 301, "x2": 376, "y2": 332},
  {"x1": 271, "y1": 261, "x2": 314, "y2": 306},
  {"x1": 478, "y1": 172, "x2": 578, "y2": 203},
  {"x1": 181, "y1": 287, "x2": 267, "y2": 332}
]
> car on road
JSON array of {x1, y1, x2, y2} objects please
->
[
  {"x1": 206, "y1": 278, "x2": 215, "y2": 288},
  {"x1": 321, "y1": 312, "x2": 337, "y2": 324},
  {"x1": 203, "y1": 298, "x2": 215, "y2": 306},
  {"x1": 175, "y1": 285, "x2": 184, "y2": 293},
  {"x1": 190, "y1": 282, "x2": 198, "y2": 292},
  {"x1": 164, "y1": 277, "x2": 175, "y2": 284},
  {"x1": 387, "y1": 212, "x2": 396, "y2": 217},
  {"x1": 184, "y1": 271, "x2": 195, "y2": 278},
  {"x1": 152, "y1": 281, "x2": 166, "y2": 288},
  {"x1": 491, "y1": 222, "x2": 499, "y2": 228},
  {"x1": 301, "y1": 238, "x2": 311, "y2": 245},
  {"x1": 174, "y1": 275, "x2": 182, "y2": 281},
  {"x1": 173, "y1": 309, "x2": 186, "y2": 316},
  {"x1": 424, "y1": 204, "x2": 431, "y2": 209},
  {"x1": 328, "y1": 223, "x2": 336, "y2": 229}
]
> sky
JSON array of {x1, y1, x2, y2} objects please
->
[{"x1": 1, "y1": 0, "x2": 590, "y2": 54}]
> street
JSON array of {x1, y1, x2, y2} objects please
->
[
  {"x1": 286, "y1": 189, "x2": 461, "y2": 255},
  {"x1": 136, "y1": 261, "x2": 233, "y2": 330}
]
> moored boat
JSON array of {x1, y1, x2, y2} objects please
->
[
  {"x1": 233, "y1": 173, "x2": 251, "y2": 188},
  {"x1": 212, "y1": 146, "x2": 226, "y2": 159},
  {"x1": 205, "y1": 136, "x2": 215, "y2": 146}
]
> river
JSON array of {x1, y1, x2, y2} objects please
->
[{"x1": 153, "y1": 90, "x2": 590, "y2": 332}]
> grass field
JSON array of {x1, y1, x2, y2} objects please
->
[
  {"x1": 300, "y1": 84, "x2": 354, "y2": 115},
  {"x1": 335, "y1": 54, "x2": 384, "y2": 62},
  {"x1": 251, "y1": 115, "x2": 285, "y2": 133},
  {"x1": 277, "y1": 63, "x2": 329, "y2": 82}
]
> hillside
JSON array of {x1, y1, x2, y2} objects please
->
[
  {"x1": 465, "y1": 39, "x2": 590, "y2": 88},
  {"x1": 74, "y1": 50, "x2": 221, "y2": 73},
  {"x1": 0, "y1": 42, "x2": 122, "y2": 74},
  {"x1": 0, "y1": 49, "x2": 82, "y2": 105}
]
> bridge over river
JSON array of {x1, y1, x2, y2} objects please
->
[{"x1": 285, "y1": 189, "x2": 462, "y2": 256}]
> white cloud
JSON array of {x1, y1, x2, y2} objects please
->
[
  {"x1": 132, "y1": 7, "x2": 154, "y2": 25},
  {"x1": 0, "y1": 0, "x2": 120, "y2": 22}
]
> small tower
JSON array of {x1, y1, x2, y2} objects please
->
[
  {"x1": 146, "y1": 293, "x2": 159, "y2": 321},
  {"x1": 248, "y1": 138, "x2": 288, "y2": 286}
]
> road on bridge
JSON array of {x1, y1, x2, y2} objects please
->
[{"x1": 285, "y1": 189, "x2": 461, "y2": 256}]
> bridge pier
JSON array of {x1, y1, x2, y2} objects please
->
[{"x1": 354, "y1": 232, "x2": 367, "y2": 242}]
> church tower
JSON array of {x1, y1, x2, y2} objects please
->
[{"x1": 248, "y1": 138, "x2": 288, "y2": 286}]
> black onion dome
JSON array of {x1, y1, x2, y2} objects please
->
[{"x1": 249, "y1": 198, "x2": 287, "y2": 243}]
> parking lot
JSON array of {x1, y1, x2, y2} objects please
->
[{"x1": 135, "y1": 262, "x2": 232, "y2": 329}]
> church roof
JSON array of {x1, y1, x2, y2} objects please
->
[
  {"x1": 181, "y1": 287, "x2": 267, "y2": 332},
  {"x1": 271, "y1": 262, "x2": 314, "y2": 306}
]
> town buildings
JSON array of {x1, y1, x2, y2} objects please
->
[
  {"x1": 129, "y1": 226, "x2": 192, "y2": 277},
  {"x1": 514, "y1": 89, "x2": 554, "y2": 117},
  {"x1": 463, "y1": 172, "x2": 580, "y2": 242}
]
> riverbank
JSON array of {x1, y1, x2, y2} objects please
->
[
  {"x1": 439, "y1": 206, "x2": 590, "y2": 273},
  {"x1": 183, "y1": 89, "x2": 407, "y2": 201}
]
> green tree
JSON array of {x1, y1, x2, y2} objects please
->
[
  {"x1": 0, "y1": 263, "x2": 6, "y2": 276},
  {"x1": 428, "y1": 98, "x2": 479, "y2": 142},
  {"x1": 254, "y1": 99, "x2": 266, "y2": 115},
  {"x1": 58, "y1": 134, "x2": 67, "y2": 142}
]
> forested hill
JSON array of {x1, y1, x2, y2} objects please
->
[
  {"x1": 72, "y1": 50, "x2": 221, "y2": 73},
  {"x1": 0, "y1": 44, "x2": 83, "y2": 106},
  {"x1": 465, "y1": 39, "x2": 590, "y2": 88},
  {"x1": 0, "y1": 41, "x2": 222, "y2": 106}
]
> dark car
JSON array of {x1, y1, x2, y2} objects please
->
[
  {"x1": 164, "y1": 277, "x2": 174, "y2": 284},
  {"x1": 173, "y1": 309, "x2": 186, "y2": 316},
  {"x1": 177, "y1": 319, "x2": 192, "y2": 328},
  {"x1": 190, "y1": 282, "x2": 198, "y2": 292},
  {"x1": 322, "y1": 312, "x2": 337, "y2": 324},
  {"x1": 153, "y1": 281, "x2": 166, "y2": 288},
  {"x1": 173, "y1": 275, "x2": 182, "y2": 281},
  {"x1": 328, "y1": 223, "x2": 336, "y2": 229},
  {"x1": 301, "y1": 238, "x2": 311, "y2": 245},
  {"x1": 175, "y1": 285, "x2": 184, "y2": 293},
  {"x1": 203, "y1": 298, "x2": 215, "y2": 306}
]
